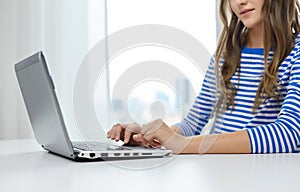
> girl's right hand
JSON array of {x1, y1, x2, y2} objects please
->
[{"x1": 107, "y1": 123, "x2": 149, "y2": 146}]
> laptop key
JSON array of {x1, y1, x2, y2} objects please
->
[{"x1": 72, "y1": 142, "x2": 132, "y2": 151}]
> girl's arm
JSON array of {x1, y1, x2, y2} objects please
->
[
  {"x1": 142, "y1": 119, "x2": 251, "y2": 154},
  {"x1": 181, "y1": 130, "x2": 251, "y2": 154}
]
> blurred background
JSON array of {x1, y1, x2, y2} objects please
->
[{"x1": 0, "y1": 0, "x2": 219, "y2": 140}]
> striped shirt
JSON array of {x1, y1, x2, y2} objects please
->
[{"x1": 176, "y1": 35, "x2": 300, "y2": 153}]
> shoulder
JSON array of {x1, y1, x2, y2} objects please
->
[
  {"x1": 287, "y1": 34, "x2": 300, "y2": 72},
  {"x1": 293, "y1": 33, "x2": 300, "y2": 55},
  {"x1": 287, "y1": 33, "x2": 300, "y2": 62},
  {"x1": 295, "y1": 32, "x2": 300, "y2": 45}
]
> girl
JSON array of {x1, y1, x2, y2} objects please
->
[{"x1": 107, "y1": 0, "x2": 300, "y2": 154}]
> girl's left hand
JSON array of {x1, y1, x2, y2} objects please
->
[{"x1": 141, "y1": 119, "x2": 189, "y2": 154}]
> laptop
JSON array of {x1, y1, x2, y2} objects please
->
[{"x1": 15, "y1": 51, "x2": 172, "y2": 161}]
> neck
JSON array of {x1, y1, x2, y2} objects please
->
[{"x1": 247, "y1": 24, "x2": 264, "y2": 48}]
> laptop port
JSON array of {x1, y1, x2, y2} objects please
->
[
  {"x1": 142, "y1": 153, "x2": 152, "y2": 156},
  {"x1": 89, "y1": 153, "x2": 95, "y2": 158},
  {"x1": 133, "y1": 152, "x2": 139, "y2": 156},
  {"x1": 114, "y1": 153, "x2": 121, "y2": 156},
  {"x1": 124, "y1": 153, "x2": 130, "y2": 156},
  {"x1": 101, "y1": 153, "x2": 108, "y2": 157}
]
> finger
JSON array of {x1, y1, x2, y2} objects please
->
[
  {"x1": 109, "y1": 125, "x2": 116, "y2": 139},
  {"x1": 109, "y1": 123, "x2": 123, "y2": 141},
  {"x1": 147, "y1": 139, "x2": 162, "y2": 148},
  {"x1": 142, "y1": 129, "x2": 164, "y2": 148},
  {"x1": 114, "y1": 123, "x2": 123, "y2": 141},
  {"x1": 142, "y1": 133, "x2": 161, "y2": 148},
  {"x1": 124, "y1": 129, "x2": 133, "y2": 144},
  {"x1": 153, "y1": 139, "x2": 162, "y2": 147},
  {"x1": 142, "y1": 131, "x2": 154, "y2": 145},
  {"x1": 132, "y1": 134, "x2": 148, "y2": 146},
  {"x1": 107, "y1": 130, "x2": 111, "y2": 138},
  {"x1": 108, "y1": 126, "x2": 115, "y2": 139}
]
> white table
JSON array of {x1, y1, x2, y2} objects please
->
[{"x1": 0, "y1": 139, "x2": 299, "y2": 192}]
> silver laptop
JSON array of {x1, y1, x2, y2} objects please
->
[{"x1": 15, "y1": 51, "x2": 172, "y2": 161}]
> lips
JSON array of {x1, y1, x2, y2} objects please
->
[{"x1": 240, "y1": 8, "x2": 255, "y2": 15}]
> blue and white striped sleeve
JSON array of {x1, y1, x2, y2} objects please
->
[
  {"x1": 246, "y1": 59, "x2": 300, "y2": 153},
  {"x1": 176, "y1": 57, "x2": 217, "y2": 136}
]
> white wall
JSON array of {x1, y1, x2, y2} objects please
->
[
  {"x1": 0, "y1": 0, "x2": 39, "y2": 139},
  {"x1": 0, "y1": 0, "x2": 19, "y2": 139},
  {"x1": 0, "y1": 0, "x2": 107, "y2": 140}
]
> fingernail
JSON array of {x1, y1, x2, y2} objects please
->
[
  {"x1": 133, "y1": 135, "x2": 140, "y2": 142},
  {"x1": 132, "y1": 135, "x2": 137, "y2": 140},
  {"x1": 124, "y1": 139, "x2": 128, "y2": 144}
]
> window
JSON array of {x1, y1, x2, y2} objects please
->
[{"x1": 106, "y1": 1, "x2": 218, "y2": 126}]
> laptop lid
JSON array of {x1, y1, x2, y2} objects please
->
[{"x1": 15, "y1": 51, "x2": 75, "y2": 159}]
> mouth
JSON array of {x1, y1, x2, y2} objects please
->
[{"x1": 240, "y1": 8, "x2": 255, "y2": 16}]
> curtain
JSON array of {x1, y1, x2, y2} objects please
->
[{"x1": 0, "y1": 0, "x2": 107, "y2": 140}]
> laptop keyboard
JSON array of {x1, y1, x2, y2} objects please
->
[{"x1": 72, "y1": 141, "x2": 132, "y2": 151}]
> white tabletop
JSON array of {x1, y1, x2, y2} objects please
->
[{"x1": 0, "y1": 139, "x2": 299, "y2": 192}]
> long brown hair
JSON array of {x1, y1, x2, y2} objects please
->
[{"x1": 215, "y1": 0, "x2": 300, "y2": 112}]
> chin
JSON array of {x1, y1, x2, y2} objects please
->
[{"x1": 241, "y1": 20, "x2": 263, "y2": 30}]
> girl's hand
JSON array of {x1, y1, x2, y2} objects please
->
[
  {"x1": 107, "y1": 123, "x2": 148, "y2": 146},
  {"x1": 141, "y1": 119, "x2": 189, "y2": 154}
]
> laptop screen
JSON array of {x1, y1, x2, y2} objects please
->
[{"x1": 15, "y1": 51, "x2": 74, "y2": 157}]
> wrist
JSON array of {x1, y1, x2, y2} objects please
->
[{"x1": 163, "y1": 134, "x2": 192, "y2": 154}]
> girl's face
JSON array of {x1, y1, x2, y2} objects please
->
[{"x1": 229, "y1": 0, "x2": 265, "y2": 29}]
